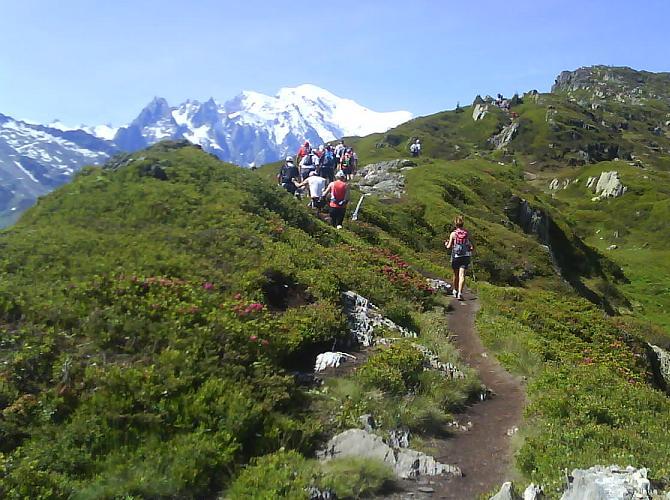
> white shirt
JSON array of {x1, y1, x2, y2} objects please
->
[{"x1": 305, "y1": 176, "x2": 326, "y2": 198}]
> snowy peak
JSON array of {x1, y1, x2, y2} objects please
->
[{"x1": 110, "y1": 85, "x2": 412, "y2": 166}]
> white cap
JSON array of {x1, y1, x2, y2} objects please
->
[
  {"x1": 335, "y1": 170, "x2": 346, "y2": 179},
  {"x1": 285, "y1": 155, "x2": 293, "y2": 162}
]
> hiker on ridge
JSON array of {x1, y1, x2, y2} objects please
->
[
  {"x1": 445, "y1": 215, "x2": 475, "y2": 301},
  {"x1": 277, "y1": 156, "x2": 299, "y2": 195},
  {"x1": 322, "y1": 170, "x2": 349, "y2": 229},
  {"x1": 294, "y1": 171, "x2": 326, "y2": 210},
  {"x1": 297, "y1": 141, "x2": 311, "y2": 165},
  {"x1": 299, "y1": 149, "x2": 319, "y2": 181},
  {"x1": 321, "y1": 145, "x2": 336, "y2": 183},
  {"x1": 410, "y1": 139, "x2": 421, "y2": 157}
]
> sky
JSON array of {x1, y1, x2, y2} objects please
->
[{"x1": 1, "y1": 0, "x2": 669, "y2": 126}]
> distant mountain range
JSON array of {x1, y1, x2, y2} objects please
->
[{"x1": 0, "y1": 85, "x2": 412, "y2": 225}]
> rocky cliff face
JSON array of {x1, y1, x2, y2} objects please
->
[{"x1": 552, "y1": 66, "x2": 670, "y2": 103}]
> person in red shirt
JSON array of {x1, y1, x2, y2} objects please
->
[
  {"x1": 296, "y1": 141, "x2": 311, "y2": 164},
  {"x1": 322, "y1": 170, "x2": 349, "y2": 229}
]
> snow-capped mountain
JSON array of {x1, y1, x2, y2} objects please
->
[
  {"x1": 0, "y1": 113, "x2": 117, "y2": 225},
  {"x1": 113, "y1": 84, "x2": 413, "y2": 165}
]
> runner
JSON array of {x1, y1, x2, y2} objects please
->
[
  {"x1": 445, "y1": 215, "x2": 475, "y2": 301},
  {"x1": 322, "y1": 170, "x2": 349, "y2": 229},
  {"x1": 277, "y1": 156, "x2": 299, "y2": 195},
  {"x1": 294, "y1": 171, "x2": 327, "y2": 210}
]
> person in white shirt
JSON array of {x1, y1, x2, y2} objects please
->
[{"x1": 294, "y1": 171, "x2": 326, "y2": 209}]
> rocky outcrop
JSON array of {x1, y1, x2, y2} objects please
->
[
  {"x1": 357, "y1": 159, "x2": 415, "y2": 198},
  {"x1": 343, "y1": 291, "x2": 416, "y2": 346},
  {"x1": 473, "y1": 103, "x2": 490, "y2": 121},
  {"x1": 591, "y1": 171, "x2": 627, "y2": 200},
  {"x1": 318, "y1": 429, "x2": 461, "y2": 480},
  {"x1": 490, "y1": 122, "x2": 520, "y2": 149},
  {"x1": 561, "y1": 466, "x2": 651, "y2": 500},
  {"x1": 648, "y1": 344, "x2": 670, "y2": 392}
]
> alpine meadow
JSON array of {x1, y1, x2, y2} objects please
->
[{"x1": 1, "y1": 63, "x2": 670, "y2": 500}]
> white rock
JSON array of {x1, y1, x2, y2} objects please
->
[
  {"x1": 524, "y1": 483, "x2": 544, "y2": 500},
  {"x1": 593, "y1": 171, "x2": 627, "y2": 199},
  {"x1": 549, "y1": 178, "x2": 561, "y2": 190},
  {"x1": 561, "y1": 465, "x2": 651, "y2": 500},
  {"x1": 343, "y1": 291, "x2": 417, "y2": 346},
  {"x1": 314, "y1": 351, "x2": 356, "y2": 372},
  {"x1": 473, "y1": 103, "x2": 490, "y2": 121}
]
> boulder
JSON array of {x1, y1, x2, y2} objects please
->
[
  {"x1": 357, "y1": 160, "x2": 407, "y2": 198},
  {"x1": 473, "y1": 103, "x2": 490, "y2": 121},
  {"x1": 649, "y1": 344, "x2": 670, "y2": 391},
  {"x1": 524, "y1": 484, "x2": 544, "y2": 499},
  {"x1": 592, "y1": 171, "x2": 627, "y2": 199},
  {"x1": 490, "y1": 481, "x2": 522, "y2": 500},
  {"x1": 318, "y1": 428, "x2": 461, "y2": 480},
  {"x1": 343, "y1": 291, "x2": 416, "y2": 346},
  {"x1": 490, "y1": 122, "x2": 520, "y2": 149},
  {"x1": 560, "y1": 466, "x2": 651, "y2": 500},
  {"x1": 314, "y1": 351, "x2": 356, "y2": 372}
]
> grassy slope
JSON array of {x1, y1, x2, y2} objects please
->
[{"x1": 2, "y1": 66, "x2": 670, "y2": 497}]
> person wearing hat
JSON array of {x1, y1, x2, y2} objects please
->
[
  {"x1": 294, "y1": 170, "x2": 326, "y2": 210},
  {"x1": 277, "y1": 156, "x2": 299, "y2": 195},
  {"x1": 322, "y1": 170, "x2": 350, "y2": 229}
]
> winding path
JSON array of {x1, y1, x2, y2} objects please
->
[
  {"x1": 431, "y1": 289, "x2": 526, "y2": 499},
  {"x1": 396, "y1": 289, "x2": 525, "y2": 499}
]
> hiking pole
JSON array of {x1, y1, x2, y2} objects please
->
[{"x1": 351, "y1": 194, "x2": 368, "y2": 221}]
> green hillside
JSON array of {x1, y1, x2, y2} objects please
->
[{"x1": 2, "y1": 66, "x2": 670, "y2": 498}]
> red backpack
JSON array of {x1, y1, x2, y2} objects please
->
[{"x1": 453, "y1": 228, "x2": 471, "y2": 257}]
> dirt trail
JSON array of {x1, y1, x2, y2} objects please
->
[
  {"x1": 393, "y1": 289, "x2": 525, "y2": 499},
  {"x1": 428, "y1": 289, "x2": 525, "y2": 499}
]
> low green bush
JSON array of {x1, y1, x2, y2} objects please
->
[{"x1": 358, "y1": 341, "x2": 425, "y2": 395}]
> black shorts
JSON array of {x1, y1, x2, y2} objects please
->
[{"x1": 451, "y1": 256, "x2": 471, "y2": 270}]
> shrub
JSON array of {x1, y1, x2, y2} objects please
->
[{"x1": 358, "y1": 341, "x2": 424, "y2": 395}]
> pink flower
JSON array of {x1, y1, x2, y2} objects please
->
[
  {"x1": 234, "y1": 293, "x2": 242, "y2": 300},
  {"x1": 261, "y1": 339, "x2": 269, "y2": 347},
  {"x1": 203, "y1": 282, "x2": 214, "y2": 291},
  {"x1": 249, "y1": 335, "x2": 258, "y2": 342}
]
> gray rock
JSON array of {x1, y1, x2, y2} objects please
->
[
  {"x1": 388, "y1": 428, "x2": 411, "y2": 448},
  {"x1": 524, "y1": 483, "x2": 544, "y2": 499},
  {"x1": 473, "y1": 103, "x2": 490, "y2": 121},
  {"x1": 561, "y1": 466, "x2": 651, "y2": 500},
  {"x1": 592, "y1": 171, "x2": 627, "y2": 199},
  {"x1": 343, "y1": 291, "x2": 417, "y2": 346},
  {"x1": 426, "y1": 278, "x2": 452, "y2": 293},
  {"x1": 318, "y1": 429, "x2": 461, "y2": 480},
  {"x1": 490, "y1": 122, "x2": 520, "y2": 150},
  {"x1": 359, "y1": 414, "x2": 375, "y2": 432},
  {"x1": 490, "y1": 482, "x2": 522, "y2": 500},
  {"x1": 607, "y1": 244, "x2": 618, "y2": 250},
  {"x1": 549, "y1": 178, "x2": 561, "y2": 190},
  {"x1": 357, "y1": 159, "x2": 407, "y2": 198},
  {"x1": 649, "y1": 344, "x2": 670, "y2": 391}
]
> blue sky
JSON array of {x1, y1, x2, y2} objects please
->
[{"x1": 2, "y1": 0, "x2": 669, "y2": 126}]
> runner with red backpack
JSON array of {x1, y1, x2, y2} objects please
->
[{"x1": 445, "y1": 215, "x2": 475, "y2": 301}]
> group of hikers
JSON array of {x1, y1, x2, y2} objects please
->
[
  {"x1": 276, "y1": 140, "x2": 356, "y2": 229},
  {"x1": 276, "y1": 138, "x2": 474, "y2": 300}
]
